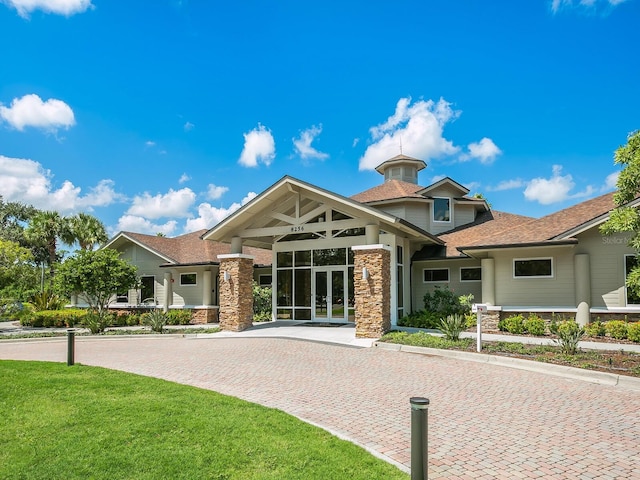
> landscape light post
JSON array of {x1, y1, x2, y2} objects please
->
[
  {"x1": 410, "y1": 396, "x2": 429, "y2": 480},
  {"x1": 67, "y1": 329, "x2": 75, "y2": 366}
]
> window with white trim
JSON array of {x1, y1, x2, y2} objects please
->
[
  {"x1": 513, "y1": 258, "x2": 553, "y2": 278},
  {"x1": 460, "y1": 267, "x2": 481, "y2": 282},
  {"x1": 180, "y1": 273, "x2": 197, "y2": 286},
  {"x1": 423, "y1": 268, "x2": 449, "y2": 283},
  {"x1": 259, "y1": 274, "x2": 273, "y2": 287},
  {"x1": 433, "y1": 197, "x2": 451, "y2": 222}
]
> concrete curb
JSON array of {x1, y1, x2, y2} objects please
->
[{"x1": 374, "y1": 341, "x2": 640, "y2": 392}]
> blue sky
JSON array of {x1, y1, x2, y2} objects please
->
[{"x1": 1, "y1": 0, "x2": 638, "y2": 237}]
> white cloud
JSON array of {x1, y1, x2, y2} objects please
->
[
  {"x1": 524, "y1": 165, "x2": 596, "y2": 205},
  {"x1": 178, "y1": 173, "x2": 190, "y2": 184},
  {"x1": 207, "y1": 184, "x2": 229, "y2": 200},
  {"x1": 126, "y1": 188, "x2": 196, "y2": 219},
  {"x1": 238, "y1": 124, "x2": 275, "y2": 167},
  {"x1": 293, "y1": 124, "x2": 329, "y2": 161},
  {"x1": 2, "y1": 0, "x2": 92, "y2": 17},
  {"x1": 488, "y1": 179, "x2": 525, "y2": 191},
  {"x1": 0, "y1": 94, "x2": 75, "y2": 132},
  {"x1": 524, "y1": 165, "x2": 574, "y2": 204},
  {"x1": 0, "y1": 154, "x2": 121, "y2": 212},
  {"x1": 114, "y1": 215, "x2": 177, "y2": 236},
  {"x1": 359, "y1": 97, "x2": 460, "y2": 171},
  {"x1": 460, "y1": 137, "x2": 502, "y2": 164},
  {"x1": 550, "y1": 0, "x2": 629, "y2": 13},
  {"x1": 184, "y1": 121, "x2": 195, "y2": 132},
  {"x1": 145, "y1": 140, "x2": 156, "y2": 147},
  {"x1": 184, "y1": 192, "x2": 257, "y2": 232},
  {"x1": 603, "y1": 171, "x2": 619, "y2": 191}
]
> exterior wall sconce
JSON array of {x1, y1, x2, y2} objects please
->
[
  {"x1": 223, "y1": 271, "x2": 231, "y2": 282},
  {"x1": 362, "y1": 267, "x2": 369, "y2": 280}
]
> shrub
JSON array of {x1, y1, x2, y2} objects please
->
[
  {"x1": 606, "y1": 320, "x2": 628, "y2": 340},
  {"x1": 523, "y1": 314, "x2": 546, "y2": 336},
  {"x1": 20, "y1": 309, "x2": 87, "y2": 328},
  {"x1": 438, "y1": 314, "x2": 467, "y2": 341},
  {"x1": 29, "y1": 290, "x2": 65, "y2": 311},
  {"x1": 397, "y1": 310, "x2": 441, "y2": 329},
  {"x1": 423, "y1": 287, "x2": 469, "y2": 317},
  {"x1": 83, "y1": 311, "x2": 110, "y2": 334},
  {"x1": 166, "y1": 310, "x2": 192, "y2": 325},
  {"x1": 118, "y1": 312, "x2": 142, "y2": 326},
  {"x1": 584, "y1": 320, "x2": 607, "y2": 338},
  {"x1": 253, "y1": 282, "x2": 272, "y2": 322},
  {"x1": 627, "y1": 322, "x2": 640, "y2": 343},
  {"x1": 499, "y1": 314, "x2": 525, "y2": 334},
  {"x1": 554, "y1": 320, "x2": 584, "y2": 355},
  {"x1": 143, "y1": 310, "x2": 168, "y2": 333}
]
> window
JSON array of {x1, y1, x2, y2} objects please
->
[
  {"x1": 513, "y1": 258, "x2": 553, "y2": 278},
  {"x1": 180, "y1": 273, "x2": 197, "y2": 285},
  {"x1": 116, "y1": 291, "x2": 129, "y2": 303},
  {"x1": 423, "y1": 268, "x2": 449, "y2": 283},
  {"x1": 625, "y1": 255, "x2": 640, "y2": 305},
  {"x1": 259, "y1": 275, "x2": 273, "y2": 287},
  {"x1": 433, "y1": 197, "x2": 451, "y2": 222},
  {"x1": 460, "y1": 267, "x2": 482, "y2": 282}
]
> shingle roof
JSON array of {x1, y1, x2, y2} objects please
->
[
  {"x1": 350, "y1": 179, "x2": 428, "y2": 203},
  {"x1": 120, "y1": 230, "x2": 273, "y2": 266},
  {"x1": 454, "y1": 192, "x2": 619, "y2": 252},
  {"x1": 437, "y1": 210, "x2": 535, "y2": 257}
]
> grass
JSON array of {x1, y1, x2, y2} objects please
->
[
  {"x1": 379, "y1": 331, "x2": 640, "y2": 378},
  {"x1": 0, "y1": 361, "x2": 407, "y2": 480}
]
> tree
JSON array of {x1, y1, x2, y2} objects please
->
[
  {"x1": 54, "y1": 248, "x2": 138, "y2": 315},
  {"x1": 600, "y1": 129, "x2": 640, "y2": 295},
  {"x1": 0, "y1": 239, "x2": 39, "y2": 299},
  {"x1": 0, "y1": 196, "x2": 37, "y2": 246},
  {"x1": 68, "y1": 213, "x2": 108, "y2": 251},
  {"x1": 24, "y1": 211, "x2": 74, "y2": 277}
]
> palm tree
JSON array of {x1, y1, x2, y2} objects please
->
[
  {"x1": 25, "y1": 211, "x2": 74, "y2": 277},
  {"x1": 68, "y1": 213, "x2": 108, "y2": 251}
]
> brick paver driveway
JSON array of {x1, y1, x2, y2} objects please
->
[{"x1": 2, "y1": 336, "x2": 639, "y2": 479}]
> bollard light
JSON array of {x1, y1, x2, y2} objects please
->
[
  {"x1": 410, "y1": 396, "x2": 429, "y2": 480},
  {"x1": 67, "y1": 328, "x2": 75, "y2": 366}
]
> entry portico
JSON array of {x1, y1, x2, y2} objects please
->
[{"x1": 202, "y1": 175, "x2": 442, "y2": 337}]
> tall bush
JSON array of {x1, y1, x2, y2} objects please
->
[{"x1": 253, "y1": 282, "x2": 272, "y2": 322}]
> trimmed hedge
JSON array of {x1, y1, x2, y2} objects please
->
[{"x1": 20, "y1": 309, "x2": 88, "y2": 328}]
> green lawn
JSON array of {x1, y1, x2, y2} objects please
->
[{"x1": 0, "y1": 361, "x2": 407, "y2": 480}]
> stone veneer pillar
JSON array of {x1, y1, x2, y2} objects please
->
[
  {"x1": 575, "y1": 253, "x2": 591, "y2": 326},
  {"x1": 352, "y1": 245, "x2": 391, "y2": 338},
  {"x1": 217, "y1": 254, "x2": 254, "y2": 332}
]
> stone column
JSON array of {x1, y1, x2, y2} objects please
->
[
  {"x1": 352, "y1": 245, "x2": 391, "y2": 338},
  {"x1": 163, "y1": 272, "x2": 173, "y2": 313},
  {"x1": 481, "y1": 258, "x2": 495, "y2": 306},
  {"x1": 202, "y1": 269, "x2": 212, "y2": 306},
  {"x1": 575, "y1": 253, "x2": 591, "y2": 326},
  {"x1": 218, "y1": 254, "x2": 254, "y2": 331}
]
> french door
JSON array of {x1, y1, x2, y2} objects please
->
[{"x1": 313, "y1": 267, "x2": 354, "y2": 322}]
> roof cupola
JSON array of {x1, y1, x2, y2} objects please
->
[{"x1": 374, "y1": 154, "x2": 426, "y2": 184}]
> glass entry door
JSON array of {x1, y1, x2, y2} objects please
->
[{"x1": 314, "y1": 267, "x2": 352, "y2": 321}]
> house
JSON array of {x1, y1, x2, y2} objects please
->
[
  {"x1": 106, "y1": 154, "x2": 640, "y2": 337},
  {"x1": 92, "y1": 230, "x2": 271, "y2": 323}
]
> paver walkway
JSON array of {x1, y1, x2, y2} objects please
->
[{"x1": 1, "y1": 335, "x2": 639, "y2": 479}]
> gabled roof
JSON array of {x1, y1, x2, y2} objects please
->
[
  {"x1": 456, "y1": 191, "x2": 630, "y2": 254},
  {"x1": 418, "y1": 176, "x2": 470, "y2": 196},
  {"x1": 203, "y1": 175, "x2": 443, "y2": 247},
  {"x1": 104, "y1": 230, "x2": 273, "y2": 266}
]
